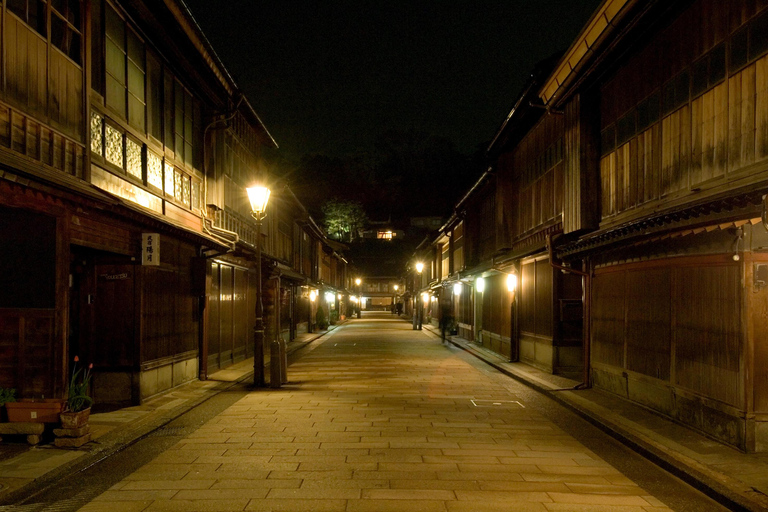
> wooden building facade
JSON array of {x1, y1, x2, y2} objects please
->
[
  {"x1": 414, "y1": 0, "x2": 768, "y2": 452},
  {"x1": 0, "y1": 0, "x2": 347, "y2": 406}
]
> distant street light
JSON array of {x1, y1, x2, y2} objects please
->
[
  {"x1": 246, "y1": 185, "x2": 270, "y2": 388},
  {"x1": 355, "y1": 278, "x2": 362, "y2": 318}
]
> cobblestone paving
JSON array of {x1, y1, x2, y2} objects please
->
[{"x1": 77, "y1": 317, "x2": 674, "y2": 512}]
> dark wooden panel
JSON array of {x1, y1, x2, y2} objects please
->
[
  {"x1": 220, "y1": 264, "x2": 233, "y2": 366},
  {"x1": 592, "y1": 270, "x2": 626, "y2": 368},
  {"x1": 233, "y1": 267, "x2": 248, "y2": 360},
  {"x1": 674, "y1": 264, "x2": 742, "y2": 406},
  {"x1": 93, "y1": 264, "x2": 135, "y2": 367},
  {"x1": 520, "y1": 262, "x2": 535, "y2": 335},
  {"x1": 207, "y1": 263, "x2": 220, "y2": 369},
  {"x1": 534, "y1": 260, "x2": 553, "y2": 338},
  {"x1": 0, "y1": 310, "x2": 55, "y2": 397},
  {"x1": 626, "y1": 268, "x2": 671, "y2": 380}
]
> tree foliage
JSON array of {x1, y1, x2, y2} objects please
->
[{"x1": 322, "y1": 200, "x2": 368, "y2": 242}]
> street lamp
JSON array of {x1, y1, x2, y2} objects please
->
[
  {"x1": 507, "y1": 272, "x2": 518, "y2": 362},
  {"x1": 246, "y1": 185, "x2": 270, "y2": 388},
  {"x1": 355, "y1": 278, "x2": 362, "y2": 318}
]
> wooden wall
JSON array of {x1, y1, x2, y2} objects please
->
[
  {"x1": 592, "y1": 255, "x2": 742, "y2": 407},
  {"x1": 497, "y1": 113, "x2": 564, "y2": 247},
  {"x1": 600, "y1": 2, "x2": 768, "y2": 224},
  {"x1": 3, "y1": 14, "x2": 84, "y2": 142}
]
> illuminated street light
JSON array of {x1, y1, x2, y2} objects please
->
[
  {"x1": 246, "y1": 184, "x2": 272, "y2": 388},
  {"x1": 355, "y1": 278, "x2": 362, "y2": 318},
  {"x1": 453, "y1": 282, "x2": 462, "y2": 296},
  {"x1": 476, "y1": 277, "x2": 485, "y2": 293}
]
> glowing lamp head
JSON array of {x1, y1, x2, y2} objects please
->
[
  {"x1": 355, "y1": 278, "x2": 361, "y2": 286},
  {"x1": 246, "y1": 185, "x2": 270, "y2": 215},
  {"x1": 324, "y1": 292, "x2": 335, "y2": 303},
  {"x1": 394, "y1": 284, "x2": 399, "y2": 291},
  {"x1": 309, "y1": 290, "x2": 317, "y2": 302},
  {"x1": 476, "y1": 277, "x2": 485, "y2": 293},
  {"x1": 415, "y1": 262, "x2": 424, "y2": 273},
  {"x1": 507, "y1": 273, "x2": 518, "y2": 293},
  {"x1": 453, "y1": 282, "x2": 462, "y2": 296},
  {"x1": 421, "y1": 292, "x2": 429, "y2": 304}
]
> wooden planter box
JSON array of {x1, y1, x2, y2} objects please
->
[
  {"x1": 6, "y1": 399, "x2": 65, "y2": 423},
  {"x1": 59, "y1": 408, "x2": 90, "y2": 429}
]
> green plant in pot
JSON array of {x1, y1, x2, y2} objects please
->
[
  {"x1": 60, "y1": 356, "x2": 93, "y2": 429},
  {"x1": 0, "y1": 388, "x2": 16, "y2": 422}
]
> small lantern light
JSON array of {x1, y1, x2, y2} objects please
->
[
  {"x1": 421, "y1": 292, "x2": 430, "y2": 304},
  {"x1": 324, "y1": 292, "x2": 335, "y2": 303},
  {"x1": 453, "y1": 282, "x2": 462, "y2": 296},
  {"x1": 476, "y1": 277, "x2": 485, "y2": 293},
  {"x1": 355, "y1": 278, "x2": 361, "y2": 286},
  {"x1": 309, "y1": 290, "x2": 317, "y2": 302},
  {"x1": 415, "y1": 262, "x2": 424, "y2": 273},
  {"x1": 507, "y1": 273, "x2": 518, "y2": 293},
  {"x1": 394, "y1": 284, "x2": 399, "y2": 291}
]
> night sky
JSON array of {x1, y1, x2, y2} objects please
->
[{"x1": 181, "y1": 0, "x2": 602, "y2": 161}]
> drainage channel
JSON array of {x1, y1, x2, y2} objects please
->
[{"x1": 0, "y1": 386, "x2": 249, "y2": 512}]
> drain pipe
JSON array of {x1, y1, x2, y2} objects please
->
[{"x1": 546, "y1": 232, "x2": 591, "y2": 389}]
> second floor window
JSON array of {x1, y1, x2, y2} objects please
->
[
  {"x1": 105, "y1": 5, "x2": 145, "y2": 131},
  {"x1": 8, "y1": 0, "x2": 47, "y2": 38}
]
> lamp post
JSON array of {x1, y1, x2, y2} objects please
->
[
  {"x1": 413, "y1": 262, "x2": 423, "y2": 330},
  {"x1": 507, "y1": 272, "x2": 518, "y2": 362},
  {"x1": 246, "y1": 185, "x2": 270, "y2": 387},
  {"x1": 393, "y1": 284, "x2": 399, "y2": 314},
  {"x1": 355, "y1": 278, "x2": 362, "y2": 318}
]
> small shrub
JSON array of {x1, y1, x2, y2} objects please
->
[
  {"x1": 0, "y1": 388, "x2": 16, "y2": 406},
  {"x1": 316, "y1": 307, "x2": 328, "y2": 330}
]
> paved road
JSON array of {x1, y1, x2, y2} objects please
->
[{"x1": 32, "y1": 314, "x2": 728, "y2": 511}]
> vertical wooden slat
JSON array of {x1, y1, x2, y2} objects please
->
[
  {"x1": 691, "y1": 95, "x2": 703, "y2": 186},
  {"x1": 729, "y1": 71, "x2": 745, "y2": 171},
  {"x1": 713, "y1": 81, "x2": 729, "y2": 178},
  {"x1": 702, "y1": 89, "x2": 715, "y2": 182},
  {"x1": 679, "y1": 105, "x2": 691, "y2": 192},
  {"x1": 756, "y1": 56, "x2": 768, "y2": 159}
]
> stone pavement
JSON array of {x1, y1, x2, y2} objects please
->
[
  {"x1": 0, "y1": 314, "x2": 764, "y2": 511},
  {"x1": 0, "y1": 326, "x2": 337, "y2": 503},
  {"x1": 74, "y1": 314, "x2": 704, "y2": 511},
  {"x1": 427, "y1": 324, "x2": 768, "y2": 512}
]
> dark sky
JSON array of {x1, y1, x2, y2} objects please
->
[{"x1": 181, "y1": 0, "x2": 602, "y2": 160}]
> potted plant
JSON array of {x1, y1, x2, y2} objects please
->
[
  {"x1": 59, "y1": 356, "x2": 93, "y2": 429},
  {"x1": 0, "y1": 388, "x2": 16, "y2": 422}
]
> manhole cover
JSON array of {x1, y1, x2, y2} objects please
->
[{"x1": 471, "y1": 399, "x2": 525, "y2": 408}]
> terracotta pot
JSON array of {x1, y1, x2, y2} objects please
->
[
  {"x1": 6, "y1": 399, "x2": 65, "y2": 423},
  {"x1": 59, "y1": 407, "x2": 91, "y2": 429}
]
